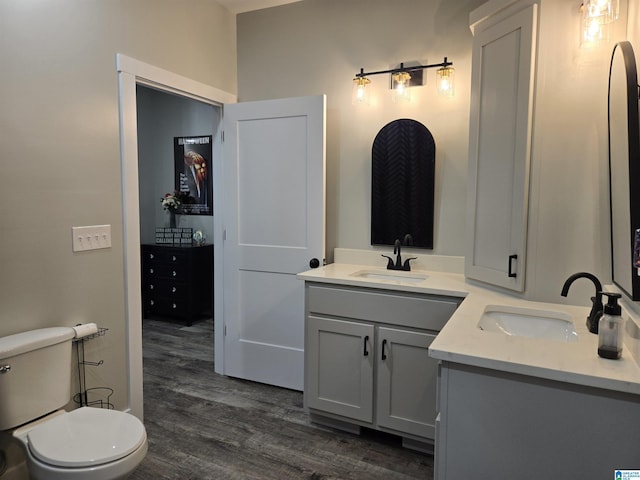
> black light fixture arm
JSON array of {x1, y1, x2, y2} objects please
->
[{"x1": 354, "y1": 57, "x2": 453, "y2": 78}]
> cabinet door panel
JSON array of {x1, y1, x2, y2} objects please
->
[
  {"x1": 306, "y1": 316, "x2": 374, "y2": 423},
  {"x1": 465, "y1": 4, "x2": 537, "y2": 292},
  {"x1": 377, "y1": 327, "x2": 437, "y2": 439}
]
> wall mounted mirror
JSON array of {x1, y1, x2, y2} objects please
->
[
  {"x1": 609, "y1": 41, "x2": 640, "y2": 300},
  {"x1": 371, "y1": 119, "x2": 435, "y2": 248}
]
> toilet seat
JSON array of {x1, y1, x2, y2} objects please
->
[{"x1": 26, "y1": 407, "x2": 146, "y2": 468}]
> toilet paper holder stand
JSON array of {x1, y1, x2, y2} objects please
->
[{"x1": 72, "y1": 326, "x2": 114, "y2": 409}]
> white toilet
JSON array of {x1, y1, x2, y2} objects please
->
[{"x1": 0, "y1": 327, "x2": 148, "y2": 480}]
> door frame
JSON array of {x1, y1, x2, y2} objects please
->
[{"x1": 116, "y1": 54, "x2": 236, "y2": 419}]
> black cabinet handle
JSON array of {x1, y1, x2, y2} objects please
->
[
  {"x1": 381, "y1": 339, "x2": 387, "y2": 360},
  {"x1": 508, "y1": 254, "x2": 518, "y2": 278},
  {"x1": 363, "y1": 335, "x2": 369, "y2": 356},
  {"x1": 309, "y1": 258, "x2": 320, "y2": 268}
]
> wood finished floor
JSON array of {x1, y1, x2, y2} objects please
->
[{"x1": 131, "y1": 318, "x2": 434, "y2": 480}]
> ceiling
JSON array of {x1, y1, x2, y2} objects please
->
[{"x1": 217, "y1": 0, "x2": 303, "y2": 14}]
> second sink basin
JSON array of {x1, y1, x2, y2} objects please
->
[
  {"x1": 350, "y1": 269, "x2": 429, "y2": 284},
  {"x1": 478, "y1": 305, "x2": 578, "y2": 342}
]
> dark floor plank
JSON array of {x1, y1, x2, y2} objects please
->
[{"x1": 131, "y1": 318, "x2": 434, "y2": 479}]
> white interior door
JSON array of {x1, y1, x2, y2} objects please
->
[{"x1": 222, "y1": 95, "x2": 325, "y2": 390}]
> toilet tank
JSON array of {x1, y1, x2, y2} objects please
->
[{"x1": 0, "y1": 327, "x2": 76, "y2": 430}]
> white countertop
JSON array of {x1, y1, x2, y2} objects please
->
[{"x1": 298, "y1": 263, "x2": 640, "y2": 395}]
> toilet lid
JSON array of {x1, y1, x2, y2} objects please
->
[{"x1": 27, "y1": 407, "x2": 146, "y2": 468}]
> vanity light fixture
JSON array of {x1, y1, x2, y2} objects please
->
[
  {"x1": 352, "y1": 57, "x2": 454, "y2": 104},
  {"x1": 580, "y1": 0, "x2": 619, "y2": 48}
]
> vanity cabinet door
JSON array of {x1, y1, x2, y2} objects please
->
[
  {"x1": 305, "y1": 316, "x2": 374, "y2": 423},
  {"x1": 465, "y1": 4, "x2": 538, "y2": 292},
  {"x1": 376, "y1": 327, "x2": 438, "y2": 439}
]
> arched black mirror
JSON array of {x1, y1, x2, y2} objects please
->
[
  {"x1": 609, "y1": 41, "x2": 640, "y2": 300},
  {"x1": 371, "y1": 119, "x2": 435, "y2": 248}
]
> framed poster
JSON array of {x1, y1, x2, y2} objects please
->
[{"x1": 174, "y1": 135, "x2": 213, "y2": 215}]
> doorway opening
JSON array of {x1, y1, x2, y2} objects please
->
[
  {"x1": 136, "y1": 84, "x2": 218, "y2": 368},
  {"x1": 117, "y1": 54, "x2": 235, "y2": 419}
]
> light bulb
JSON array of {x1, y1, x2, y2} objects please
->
[
  {"x1": 352, "y1": 76, "x2": 371, "y2": 105},
  {"x1": 437, "y1": 66, "x2": 455, "y2": 97},
  {"x1": 392, "y1": 71, "x2": 411, "y2": 103},
  {"x1": 580, "y1": 4, "x2": 611, "y2": 48},
  {"x1": 586, "y1": 0, "x2": 618, "y2": 22},
  {"x1": 580, "y1": 0, "x2": 619, "y2": 43}
]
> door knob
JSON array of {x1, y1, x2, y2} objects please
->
[{"x1": 309, "y1": 258, "x2": 320, "y2": 268}]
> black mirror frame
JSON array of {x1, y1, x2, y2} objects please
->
[
  {"x1": 371, "y1": 119, "x2": 435, "y2": 249},
  {"x1": 608, "y1": 41, "x2": 640, "y2": 300}
]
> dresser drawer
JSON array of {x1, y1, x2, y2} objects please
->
[
  {"x1": 143, "y1": 295, "x2": 189, "y2": 316},
  {"x1": 307, "y1": 284, "x2": 460, "y2": 331},
  {"x1": 143, "y1": 264, "x2": 187, "y2": 281},
  {"x1": 142, "y1": 281, "x2": 188, "y2": 299},
  {"x1": 142, "y1": 248, "x2": 188, "y2": 264}
]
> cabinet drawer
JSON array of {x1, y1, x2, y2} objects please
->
[
  {"x1": 143, "y1": 295, "x2": 188, "y2": 316},
  {"x1": 307, "y1": 284, "x2": 460, "y2": 331},
  {"x1": 142, "y1": 281, "x2": 187, "y2": 299},
  {"x1": 143, "y1": 264, "x2": 187, "y2": 280},
  {"x1": 142, "y1": 248, "x2": 188, "y2": 264}
]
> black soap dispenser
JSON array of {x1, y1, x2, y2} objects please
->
[{"x1": 597, "y1": 292, "x2": 623, "y2": 360}]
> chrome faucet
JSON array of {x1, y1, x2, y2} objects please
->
[
  {"x1": 382, "y1": 234, "x2": 416, "y2": 271},
  {"x1": 560, "y1": 272, "x2": 603, "y2": 334}
]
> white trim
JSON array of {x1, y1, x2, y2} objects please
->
[
  {"x1": 469, "y1": 0, "x2": 536, "y2": 34},
  {"x1": 116, "y1": 54, "x2": 236, "y2": 105},
  {"x1": 116, "y1": 54, "x2": 235, "y2": 420}
]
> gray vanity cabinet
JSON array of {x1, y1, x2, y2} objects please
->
[
  {"x1": 435, "y1": 361, "x2": 640, "y2": 479},
  {"x1": 304, "y1": 282, "x2": 459, "y2": 447}
]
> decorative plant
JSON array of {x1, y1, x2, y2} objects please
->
[{"x1": 161, "y1": 191, "x2": 184, "y2": 211}]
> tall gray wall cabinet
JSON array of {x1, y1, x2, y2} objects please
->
[
  {"x1": 303, "y1": 282, "x2": 460, "y2": 451},
  {"x1": 465, "y1": 1, "x2": 538, "y2": 292}
]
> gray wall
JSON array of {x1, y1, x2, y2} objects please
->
[
  {"x1": 238, "y1": 0, "x2": 481, "y2": 262},
  {"x1": 0, "y1": 0, "x2": 236, "y2": 410},
  {"x1": 237, "y1": 0, "x2": 627, "y2": 304},
  {"x1": 137, "y1": 86, "x2": 218, "y2": 245}
]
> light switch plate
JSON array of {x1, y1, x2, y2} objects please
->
[{"x1": 72, "y1": 225, "x2": 112, "y2": 252}]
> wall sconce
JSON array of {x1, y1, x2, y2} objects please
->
[
  {"x1": 580, "y1": 0, "x2": 619, "y2": 48},
  {"x1": 352, "y1": 57, "x2": 454, "y2": 105}
]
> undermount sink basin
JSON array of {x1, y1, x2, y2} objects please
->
[
  {"x1": 478, "y1": 305, "x2": 578, "y2": 342},
  {"x1": 350, "y1": 269, "x2": 429, "y2": 284}
]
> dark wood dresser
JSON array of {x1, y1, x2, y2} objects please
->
[{"x1": 141, "y1": 244, "x2": 213, "y2": 325}]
